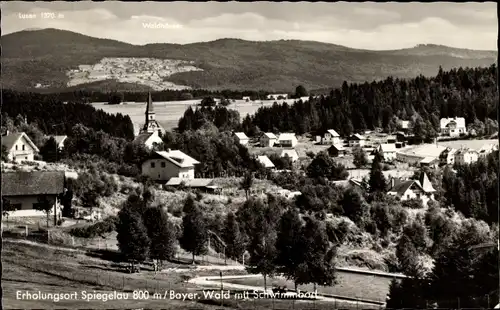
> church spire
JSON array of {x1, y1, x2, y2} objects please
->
[{"x1": 146, "y1": 92, "x2": 154, "y2": 114}]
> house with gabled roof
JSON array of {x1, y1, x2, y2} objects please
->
[
  {"x1": 454, "y1": 148, "x2": 479, "y2": 165},
  {"x1": 387, "y1": 172, "x2": 436, "y2": 206},
  {"x1": 328, "y1": 144, "x2": 346, "y2": 157},
  {"x1": 1, "y1": 131, "x2": 39, "y2": 163},
  {"x1": 257, "y1": 155, "x2": 275, "y2": 169},
  {"x1": 133, "y1": 130, "x2": 163, "y2": 150},
  {"x1": 278, "y1": 133, "x2": 298, "y2": 148},
  {"x1": 439, "y1": 147, "x2": 457, "y2": 166},
  {"x1": 322, "y1": 129, "x2": 341, "y2": 145},
  {"x1": 440, "y1": 117, "x2": 467, "y2": 137},
  {"x1": 141, "y1": 149, "x2": 200, "y2": 182},
  {"x1": 280, "y1": 149, "x2": 299, "y2": 162},
  {"x1": 349, "y1": 134, "x2": 366, "y2": 147},
  {"x1": 234, "y1": 132, "x2": 249, "y2": 145},
  {"x1": 1, "y1": 171, "x2": 65, "y2": 218},
  {"x1": 260, "y1": 132, "x2": 277, "y2": 147},
  {"x1": 376, "y1": 143, "x2": 397, "y2": 162}
]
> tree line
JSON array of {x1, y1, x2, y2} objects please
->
[
  {"x1": 2, "y1": 89, "x2": 135, "y2": 139},
  {"x1": 241, "y1": 65, "x2": 498, "y2": 139}
]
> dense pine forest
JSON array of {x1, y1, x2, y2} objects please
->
[
  {"x1": 2, "y1": 90, "x2": 135, "y2": 140},
  {"x1": 240, "y1": 65, "x2": 498, "y2": 139}
]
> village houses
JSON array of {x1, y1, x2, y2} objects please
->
[
  {"x1": 376, "y1": 143, "x2": 397, "y2": 162},
  {"x1": 260, "y1": 132, "x2": 277, "y2": 147},
  {"x1": 454, "y1": 148, "x2": 479, "y2": 165},
  {"x1": 266, "y1": 93, "x2": 288, "y2": 100},
  {"x1": 257, "y1": 155, "x2": 276, "y2": 169},
  {"x1": 134, "y1": 130, "x2": 163, "y2": 150},
  {"x1": 234, "y1": 132, "x2": 249, "y2": 146},
  {"x1": 1, "y1": 131, "x2": 39, "y2": 163},
  {"x1": 387, "y1": 172, "x2": 436, "y2": 206},
  {"x1": 320, "y1": 129, "x2": 341, "y2": 145},
  {"x1": 439, "y1": 147, "x2": 458, "y2": 166},
  {"x1": 440, "y1": 117, "x2": 467, "y2": 137},
  {"x1": 328, "y1": 144, "x2": 346, "y2": 157},
  {"x1": 141, "y1": 149, "x2": 200, "y2": 182},
  {"x1": 278, "y1": 133, "x2": 298, "y2": 148},
  {"x1": 348, "y1": 134, "x2": 366, "y2": 147},
  {"x1": 2, "y1": 171, "x2": 66, "y2": 219}
]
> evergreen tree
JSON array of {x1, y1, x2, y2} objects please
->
[
  {"x1": 275, "y1": 208, "x2": 303, "y2": 288},
  {"x1": 143, "y1": 206, "x2": 177, "y2": 270},
  {"x1": 352, "y1": 145, "x2": 368, "y2": 168},
  {"x1": 179, "y1": 202, "x2": 208, "y2": 263},
  {"x1": 240, "y1": 171, "x2": 254, "y2": 200},
  {"x1": 222, "y1": 211, "x2": 246, "y2": 261},
  {"x1": 1, "y1": 144, "x2": 9, "y2": 162},
  {"x1": 116, "y1": 203, "x2": 150, "y2": 272},
  {"x1": 369, "y1": 151, "x2": 387, "y2": 193}
]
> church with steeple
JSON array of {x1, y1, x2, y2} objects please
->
[
  {"x1": 140, "y1": 92, "x2": 164, "y2": 135},
  {"x1": 134, "y1": 92, "x2": 165, "y2": 150}
]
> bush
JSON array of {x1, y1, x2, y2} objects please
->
[
  {"x1": 402, "y1": 198, "x2": 424, "y2": 209},
  {"x1": 69, "y1": 216, "x2": 117, "y2": 238}
]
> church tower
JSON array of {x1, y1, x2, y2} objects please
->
[{"x1": 140, "y1": 92, "x2": 163, "y2": 134}]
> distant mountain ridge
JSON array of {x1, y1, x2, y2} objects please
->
[{"x1": 2, "y1": 28, "x2": 497, "y2": 92}]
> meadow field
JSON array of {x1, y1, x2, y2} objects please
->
[{"x1": 91, "y1": 99, "x2": 291, "y2": 133}]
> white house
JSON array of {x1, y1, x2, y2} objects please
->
[
  {"x1": 1, "y1": 132, "x2": 39, "y2": 163},
  {"x1": 281, "y1": 149, "x2": 299, "y2": 162},
  {"x1": 1, "y1": 171, "x2": 65, "y2": 218},
  {"x1": 454, "y1": 148, "x2": 479, "y2": 165},
  {"x1": 234, "y1": 132, "x2": 249, "y2": 145},
  {"x1": 266, "y1": 94, "x2": 288, "y2": 100},
  {"x1": 322, "y1": 129, "x2": 341, "y2": 145},
  {"x1": 348, "y1": 134, "x2": 366, "y2": 147},
  {"x1": 439, "y1": 148, "x2": 458, "y2": 166},
  {"x1": 141, "y1": 149, "x2": 200, "y2": 182},
  {"x1": 387, "y1": 173, "x2": 436, "y2": 206},
  {"x1": 242, "y1": 96, "x2": 251, "y2": 101},
  {"x1": 52, "y1": 135, "x2": 68, "y2": 150},
  {"x1": 376, "y1": 144, "x2": 397, "y2": 162},
  {"x1": 440, "y1": 117, "x2": 467, "y2": 137},
  {"x1": 478, "y1": 144, "x2": 498, "y2": 158},
  {"x1": 133, "y1": 130, "x2": 163, "y2": 150},
  {"x1": 257, "y1": 155, "x2": 275, "y2": 169},
  {"x1": 260, "y1": 133, "x2": 277, "y2": 147},
  {"x1": 278, "y1": 133, "x2": 298, "y2": 148}
]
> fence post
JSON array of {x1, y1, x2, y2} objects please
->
[{"x1": 25, "y1": 225, "x2": 28, "y2": 238}]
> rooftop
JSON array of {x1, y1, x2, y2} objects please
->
[
  {"x1": 278, "y1": 133, "x2": 297, "y2": 141},
  {"x1": 154, "y1": 150, "x2": 200, "y2": 168},
  {"x1": 262, "y1": 132, "x2": 277, "y2": 139},
  {"x1": 234, "y1": 132, "x2": 249, "y2": 140},
  {"x1": 1, "y1": 132, "x2": 40, "y2": 152},
  {"x1": 327, "y1": 129, "x2": 340, "y2": 137},
  {"x1": 2, "y1": 171, "x2": 65, "y2": 196},
  {"x1": 257, "y1": 155, "x2": 275, "y2": 168}
]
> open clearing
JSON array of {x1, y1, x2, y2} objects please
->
[
  {"x1": 91, "y1": 99, "x2": 295, "y2": 133},
  {"x1": 2, "y1": 240, "x2": 380, "y2": 309}
]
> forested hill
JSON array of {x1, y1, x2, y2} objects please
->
[
  {"x1": 240, "y1": 65, "x2": 498, "y2": 140},
  {"x1": 1, "y1": 90, "x2": 135, "y2": 140},
  {"x1": 2, "y1": 28, "x2": 497, "y2": 92}
]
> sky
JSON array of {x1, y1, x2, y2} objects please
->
[{"x1": 2, "y1": 1, "x2": 498, "y2": 50}]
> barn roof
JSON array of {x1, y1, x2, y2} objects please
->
[{"x1": 2, "y1": 171, "x2": 65, "y2": 196}]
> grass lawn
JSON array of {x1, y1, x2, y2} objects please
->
[
  {"x1": 2, "y1": 240, "x2": 375, "y2": 309},
  {"x1": 224, "y1": 272, "x2": 392, "y2": 303}
]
